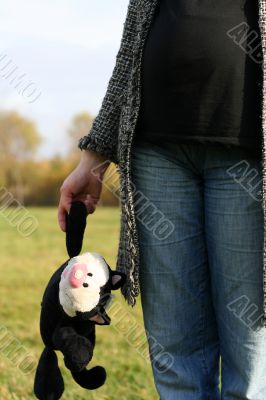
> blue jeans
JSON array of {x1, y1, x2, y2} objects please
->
[{"x1": 131, "y1": 141, "x2": 266, "y2": 400}]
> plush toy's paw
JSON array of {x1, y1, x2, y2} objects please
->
[
  {"x1": 71, "y1": 366, "x2": 107, "y2": 390},
  {"x1": 53, "y1": 326, "x2": 93, "y2": 371},
  {"x1": 63, "y1": 335, "x2": 93, "y2": 372}
]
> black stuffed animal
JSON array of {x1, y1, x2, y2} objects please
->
[{"x1": 34, "y1": 202, "x2": 126, "y2": 399}]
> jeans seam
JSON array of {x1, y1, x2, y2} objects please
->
[
  {"x1": 197, "y1": 274, "x2": 214, "y2": 399},
  {"x1": 198, "y1": 284, "x2": 209, "y2": 376}
]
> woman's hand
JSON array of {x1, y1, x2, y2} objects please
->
[{"x1": 58, "y1": 149, "x2": 110, "y2": 231}]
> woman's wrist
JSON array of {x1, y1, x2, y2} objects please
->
[{"x1": 80, "y1": 149, "x2": 110, "y2": 172}]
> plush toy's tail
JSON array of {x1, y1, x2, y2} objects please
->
[
  {"x1": 71, "y1": 366, "x2": 106, "y2": 390},
  {"x1": 34, "y1": 347, "x2": 64, "y2": 400},
  {"x1": 66, "y1": 201, "x2": 87, "y2": 258}
]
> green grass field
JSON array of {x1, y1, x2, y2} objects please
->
[{"x1": 0, "y1": 207, "x2": 158, "y2": 400}]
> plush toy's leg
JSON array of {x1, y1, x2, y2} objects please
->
[
  {"x1": 52, "y1": 326, "x2": 106, "y2": 390},
  {"x1": 53, "y1": 326, "x2": 93, "y2": 372},
  {"x1": 34, "y1": 347, "x2": 64, "y2": 400},
  {"x1": 71, "y1": 366, "x2": 107, "y2": 390}
]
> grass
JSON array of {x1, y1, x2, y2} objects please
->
[{"x1": 0, "y1": 207, "x2": 158, "y2": 400}]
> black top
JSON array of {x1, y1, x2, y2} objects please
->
[{"x1": 134, "y1": 0, "x2": 263, "y2": 154}]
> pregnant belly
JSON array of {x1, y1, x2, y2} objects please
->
[{"x1": 141, "y1": 15, "x2": 248, "y2": 89}]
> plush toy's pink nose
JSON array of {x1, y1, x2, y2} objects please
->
[{"x1": 69, "y1": 263, "x2": 87, "y2": 288}]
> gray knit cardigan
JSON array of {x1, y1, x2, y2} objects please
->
[{"x1": 79, "y1": 0, "x2": 266, "y2": 328}]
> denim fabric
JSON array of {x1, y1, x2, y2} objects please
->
[{"x1": 131, "y1": 141, "x2": 266, "y2": 400}]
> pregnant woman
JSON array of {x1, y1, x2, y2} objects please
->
[{"x1": 58, "y1": 1, "x2": 266, "y2": 398}]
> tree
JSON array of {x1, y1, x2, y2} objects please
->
[
  {"x1": 68, "y1": 112, "x2": 93, "y2": 155},
  {"x1": 0, "y1": 111, "x2": 41, "y2": 161},
  {"x1": 0, "y1": 110, "x2": 42, "y2": 202}
]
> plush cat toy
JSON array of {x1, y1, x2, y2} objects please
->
[{"x1": 33, "y1": 202, "x2": 126, "y2": 400}]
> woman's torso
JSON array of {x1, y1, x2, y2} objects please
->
[{"x1": 134, "y1": 0, "x2": 262, "y2": 154}]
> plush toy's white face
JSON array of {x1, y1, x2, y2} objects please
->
[{"x1": 59, "y1": 252, "x2": 110, "y2": 318}]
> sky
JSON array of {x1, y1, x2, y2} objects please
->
[{"x1": 0, "y1": 0, "x2": 128, "y2": 157}]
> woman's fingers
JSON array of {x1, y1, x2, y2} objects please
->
[
  {"x1": 58, "y1": 180, "x2": 102, "y2": 230},
  {"x1": 57, "y1": 153, "x2": 106, "y2": 231},
  {"x1": 82, "y1": 194, "x2": 99, "y2": 214},
  {"x1": 58, "y1": 186, "x2": 73, "y2": 232}
]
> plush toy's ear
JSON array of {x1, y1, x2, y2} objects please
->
[
  {"x1": 65, "y1": 201, "x2": 87, "y2": 258},
  {"x1": 89, "y1": 310, "x2": 111, "y2": 325},
  {"x1": 111, "y1": 271, "x2": 126, "y2": 290}
]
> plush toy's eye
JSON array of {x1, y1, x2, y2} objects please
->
[
  {"x1": 87, "y1": 273, "x2": 93, "y2": 276},
  {"x1": 83, "y1": 283, "x2": 89, "y2": 287}
]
